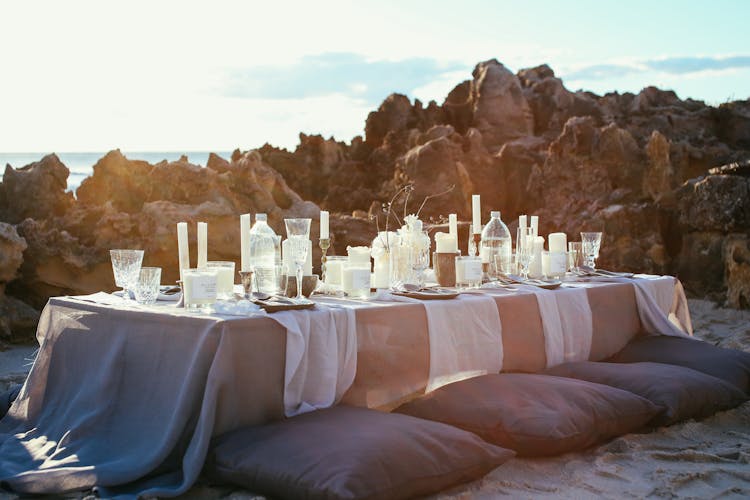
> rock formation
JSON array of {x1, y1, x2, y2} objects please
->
[{"x1": 0, "y1": 57, "x2": 749, "y2": 342}]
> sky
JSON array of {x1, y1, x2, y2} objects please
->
[{"x1": 1, "y1": 0, "x2": 749, "y2": 152}]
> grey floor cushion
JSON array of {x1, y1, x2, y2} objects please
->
[
  {"x1": 394, "y1": 373, "x2": 661, "y2": 457},
  {"x1": 606, "y1": 335, "x2": 750, "y2": 394},
  {"x1": 546, "y1": 361, "x2": 748, "y2": 426},
  {"x1": 207, "y1": 405, "x2": 515, "y2": 500}
]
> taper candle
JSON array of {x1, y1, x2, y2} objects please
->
[
  {"x1": 197, "y1": 222, "x2": 207, "y2": 269},
  {"x1": 530, "y1": 215, "x2": 539, "y2": 237},
  {"x1": 448, "y1": 213, "x2": 458, "y2": 237},
  {"x1": 472, "y1": 195, "x2": 481, "y2": 233},
  {"x1": 240, "y1": 214, "x2": 251, "y2": 272},
  {"x1": 177, "y1": 222, "x2": 190, "y2": 281},
  {"x1": 320, "y1": 210, "x2": 329, "y2": 239}
]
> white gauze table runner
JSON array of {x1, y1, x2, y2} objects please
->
[{"x1": 377, "y1": 292, "x2": 503, "y2": 392}]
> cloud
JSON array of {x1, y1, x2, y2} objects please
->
[
  {"x1": 563, "y1": 55, "x2": 750, "y2": 81},
  {"x1": 219, "y1": 52, "x2": 469, "y2": 104}
]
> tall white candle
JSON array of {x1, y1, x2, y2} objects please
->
[
  {"x1": 471, "y1": 195, "x2": 481, "y2": 233},
  {"x1": 519, "y1": 215, "x2": 527, "y2": 231},
  {"x1": 548, "y1": 232, "x2": 567, "y2": 253},
  {"x1": 240, "y1": 214, "x2": 251, "y2": 272},
  {"x1": 529, "y1": 236, "x2": 545, "y2": 278},
  {"x1": 197, "y1": 222, "x2": 207, "y2": 269},
  {"x1": 320, "y1": 210, "x2": 329, "y2": 239},
  {"x1": 448, "y1": 213, "x2": 458, "y2": 237},
  {"x1": 177, "y1": 222, "x2": 190, "y2": 281},
  {"x1": 530, "y1": 215, "x2": 539, "y2": 237}
]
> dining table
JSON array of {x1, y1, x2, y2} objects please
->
[{"x1": 0, "y1": 274, "x2": 692, "y2": 498}]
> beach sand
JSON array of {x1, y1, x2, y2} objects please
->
[{"x1": 1, "y1": 299, "x2": 748, "y2": 499}]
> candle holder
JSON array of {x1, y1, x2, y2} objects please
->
[
  {"x1": 319, "y1": 238, "x2": 330, "y2": 282},
  {"x1": 433, "y1": 251, "x2": 460, "y2": 287},
  {"x1": 472, "y1": 233, "x2": 482, "y2": 257},
  {"x1": 176, "y1": 280, "x2": 185, "y2": 308},
  {"x1": 238, "y1": 270, "x2": 254, "y2": 299}
]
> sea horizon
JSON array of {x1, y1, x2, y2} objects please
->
[{"x1": 0, "y1": 151, "x2": 235, "y2": 191}]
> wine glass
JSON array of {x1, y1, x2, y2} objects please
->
[
  {"x1": 284, "y1": 218, "x2": 312, "y2": 302},
  {"x1": 580, "y1": 232, "x2": 603, "y2": 270},
  {"x1": 110, "y1": 249, "x2": 144, "y2": 300},
  {"x1": 516, "y1": 227, "x2": 535, "y2": 280},
  {"x1": 410, "y1": 234, "x2": 430, "y2": 288}
]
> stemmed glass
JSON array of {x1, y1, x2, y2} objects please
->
[
  {"x1": 580, "y1": 232, "x2": 603, "y2": 270},
  {"x1": 110, "y1": 249, "x2": 144, "y2": 300},
  {"x1": 516, "y1": 227, "x2": 535, "y2": 280},
  {"x1": 410, "y1": 235, "x2": 430, "y2": 289},
  {"x1": 284, "y1": 218, "x2": 312, "y2": 302}
]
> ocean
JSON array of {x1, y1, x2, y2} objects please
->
[{"x1": 0, "y1": 151, "x2": 234, "y2": 192}]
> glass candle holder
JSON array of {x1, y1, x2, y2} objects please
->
[
  {"x1": 324, "y1": 256, "x2": 347, "y2": 286},
  {"x1": 455, "y1": 255, "x2": 482, "y2": 289},
  {"x1": 206, "y1": 261, "x2": 235, "y2": 300},
  {"x1": 182, "y1": 268, "x2": 218, "y2": 311},
  {"x1": 342, "y1": 262, "x2": 371, "y2": 298}
]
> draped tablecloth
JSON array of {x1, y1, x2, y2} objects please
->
[{"x1": 0, "y1": 276, "x2": 691, "y2": 498}]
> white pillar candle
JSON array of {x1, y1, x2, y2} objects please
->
[
  {"x1": 342, "y1": 265, "x2": 371, "y2": 298},
  {"x1": 448, "y1": 213, "x2": 458, "y2": 237},
  {"x1": 282, "y1": 239, "x2": 314, "y2": 276},
  {"x1": 519, "y1": 215, "x2": 527, "y2": 231},
  {"x1": 197, "y1": 222, "x2": 207, "y2": 269},
  {"x1": 541, "y1": 251, "x2": 550, "y2": 278},
  {"x1": 320, "y1": 210, "x2": 329, "y2": 239},
  {"x1": 347, "y1": 246, "x2": 372, "y2": 269},
  {"x1": 240, "y1": 214, "x2": 251, "y2": 272},
  {"x1": 529, "y1": 236, "x2": 545, "y2": 278},
  {"x1": 471, "y1": 195, "x2": 481, "y2": 233},
  {"x1": 435, "y1": 232, "x2": 458, "y2": 253},
  {"x1": 548, "y1": 232, "x2": 567, "y2": 253},
  {"x1": 530, "y1": 215, "x2": 539, "y2": 237},
  {"x1": 177, "y1": 222, "x2": 190, "y2": 281}
]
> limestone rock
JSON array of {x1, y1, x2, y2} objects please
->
[
  {"x1": 677, "y1": 174, "x2": 750, "y2": 232},
  {"x1": 724, "y1": 234, "x2": 750, "y2": 309},
  {"x1": 1, "y1": 154, "x2": 74, "y2": 224},
  {"x1": 470, "y1": 59, "x2": 534, "y2": 148},
  {"x1": 0, "y1": 223, "x2": 26, "y2": 285},
  {"x1": 644, "y1": 131, "x2": 674, "y2": 202}
]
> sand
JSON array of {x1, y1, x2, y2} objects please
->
[{"x1": 1, "y1": 299, "x2": 748, "y2": 499}]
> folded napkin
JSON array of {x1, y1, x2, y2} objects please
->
[
  {"x1": 376, "y1": 291, "x2": 504, "y2": 392},
  {"x1": 267, "y1": 304, "x2": 357, "y2": 417}
]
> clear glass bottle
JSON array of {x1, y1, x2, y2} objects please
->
[
  {"x1": 480, "y1": 211, "x2": 512, "y2": 278},
  {"x1": 249, "y1": 213, "x2": 279, "y2": 293}
]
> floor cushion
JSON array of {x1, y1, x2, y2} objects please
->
[
  {"x1": 207, "y1": 405, "x2": 514, "y2": 500},
  {"x1": 1, "y1": 384, "x2": 21, "y2": 420},
  {"x1": 394, "y1": 373, "x2": 661, "y2": 457},
  {"x1": 546, "y1": 361, "x2": 748, "y2": 425},
  {"x1": 606, "y1": 335, "x2": 750, "y2": 394}
]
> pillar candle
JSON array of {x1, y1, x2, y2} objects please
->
[
  {"x1": 240, "y1": 214, "x2": 251, "y2": 271},
  {"x1": 548, "y1": 232, "x2": 567, "y2": 253},
  {"x1": 519, "y1": 214, "x2": 527, "y2": 231},
  {"x1": 529, "y1": 236, "x2": 545, "y2": 278},
  {"x1": 448, "y1": 213, "x2": 458, "y2": 237},
  {"x1": 435, "y1": 232, "x2": 458, "y2": 253},
  {"x1": 530, "y1": 215, "x2": 539, "y2": 237},
  {"x1": 197, "y1": 222, "x2": 207, "y2": 269},
  {"x1": 177, "y1": 222, "x2": 190, "y2": 281},
  {"x1": 472, "y1": 195, "x2": 481, "y2": 233},
  {"x1": 320, "y1": 210, "x2": 329, "y2": 239}
]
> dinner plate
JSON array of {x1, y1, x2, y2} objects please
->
[
  {"x1": 524, "y1": 279, "x2": 562, "y2": 290},
  {"x1": 251, "y1": 297, "x2": 316, "y2": 313},
  {"x1": 392, "y1": 289, "x2": 460, "y2": 300}
]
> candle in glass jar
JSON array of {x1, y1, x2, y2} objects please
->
[
  {"x1": 177, "y1": 222, "x2": 190, "y2": 281},
  {"x1": 372, "y1": 253, "x2": 390, "y2": 289},
  {"x1": 472, "y1": 195, "x2": 481, "y2": 233},
  {"x1": 197, "y1": 222, "x2": 207, "y2": 269},
  {"x1": 448, "y1": 213, "x2": 458, "y2": 237},
  {"x1": 320, "y1": 210, "x2": 329, "y2": 239},
  {"x1": 240, "y1": 214, "x2": 251, "y2": 271},
  {"x1": 342, "y1": 264, "x2": 371, "y2": 298}
]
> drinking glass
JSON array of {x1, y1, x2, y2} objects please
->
[
  {"x1": 410, "y1": 235, "x2": 430, "y2": 288},
  {"x1": 516, "y1": 227, "x2": 535, "y2": 280},
  {"x1": 580, "y1": 232, "x2": 603, "y2": 270},
  {"x1": 206, "y1": 261, "x2": 235, "y2": 300},
  {"x1": 134, "y1": 267, "x2": 161, "y2": 305},
  {"x1": 284, "y1": 218, "x2": 312, "y2": 301},
  {"x1": 110, "y1": 249, "x2": 144, "y2": 300},
  {"x1": 568, "y1": 242, "x2": 583, "y2": 272}
]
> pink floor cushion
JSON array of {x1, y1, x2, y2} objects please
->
[
  {"x1": 206, "y1": 405, "x2": 514, "y2": 500},
  {"x1": 606, "y1": 335, "x2": 750, "y2": 395},
  {"x1": 546, "y1": 361, "x2": 748, "y2": 426},
  {"x1": 394, "y1": 373, "x2": 661, "y2": 457}
]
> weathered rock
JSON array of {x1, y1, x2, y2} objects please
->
[
  {"x1": 364, "y1": 94, "x2": 415, "y2": 148},
  {"x1": 724, "y1": 234, "x2": 750, "y2": 309},
  {"x1": 1, "y1": 154, "x2": 74, "y2": 224},
  {"x1": 470, "y1": 59, "x2": 534, "y2": 148},
  {"x1": 674, "y1": 232, "x2": 726, "y2": 298},
  {"x1": 677, "y1": 174, "x2": 750, "y2": 232},
  {"x1": 0, "y1": 223, "x2": 26, "y2": 285},
  {"x1": 643, "y1": 131, "x2": 675, "y2": 202},
  {"x1": 0, "y1": 295, "x2": 39, "y2": 344}
]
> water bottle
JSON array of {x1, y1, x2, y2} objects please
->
[
  {"x1": 481, "y1": 211, "x2": 512, "y2": 278},
  {"x1": 249, "y1": 213, "x2": 279, "y2": 293}
]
